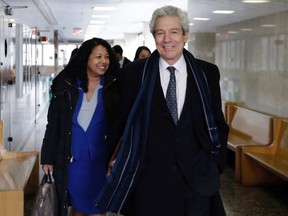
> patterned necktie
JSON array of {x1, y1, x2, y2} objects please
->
[{"x1": 166, "y1": 66, "x2": 178, "y2": 125}]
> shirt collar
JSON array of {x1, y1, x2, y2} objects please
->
[{"x1": 159, "y1": 55, "x2": 186, "y2": 74}]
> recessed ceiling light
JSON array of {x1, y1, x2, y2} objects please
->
[
  {"x1": 242, "y1": 0, "x2": 270, "y2": 3},
  {"x1": 91, "y1": 15, "x2": 110, "y2": 19},
  {"x1": 92, "y1": 6, "x2": 116, "y2": 11},
  {"x1": 90, "y1": 20, "x2": 106, "y2": 24},
  {"x1": 193, "y1": 17, "x2": 210, "y2": 21},
  {"x1": 261, "y1": 24, "x2": 276, "y2": 27},
  {"x1": 189, "y1": 23, "x2": 194, "y2": 26},
  {"x1": 241, "y1": 28, "x2": 253, "y2": 31},
  {"x1": 213, "y1": 10, "x2": 235, "y2": 14},
  {"x1": 228, "y1": 31, "x2": 238, "y2": 34}
]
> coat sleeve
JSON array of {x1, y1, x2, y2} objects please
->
[
  {"x1": 106, "y1": 60, "x2": 144, "y2": 162},
  {"x1": 40, "y1": 83, "x2": 60, "y2": 165},
  {"x1": 199, "y1": 60, "x2": 229, "y2": 173}
]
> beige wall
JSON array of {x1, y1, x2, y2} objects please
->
[{"x1": 216, "y1": 11, "x2": 288, "y2": 117}]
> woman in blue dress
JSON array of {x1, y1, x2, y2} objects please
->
[{"x1": 41, "y1": 38, "x2": 120, "y2": 216}]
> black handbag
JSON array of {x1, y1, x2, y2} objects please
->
[{"x1": 30, "y1": 172, "x2": 58, "y2": 216}]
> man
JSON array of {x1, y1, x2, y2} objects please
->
[
  {"x1": 113, "y1": 45, "x2": 131, "y2": 69},
  {"x1": 96, "y1": 5, "x2": 229, "y2": 216}
]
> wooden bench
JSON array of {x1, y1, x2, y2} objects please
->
[
  {"x1": 0, "y1": 121, "x2": 39, "y2": 216},
  {"x1": 221, "y1": 100, "x2": 236, "y2": 123},
  {"x1": 241, "y1": 118, "x2": 288, "y2": 185},
  {"x1": 227, "y1": 105, "x2": 274, "y2": 181}
]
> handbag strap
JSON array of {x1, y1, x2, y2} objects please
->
[{"x1": 41, "y1": 171, "x2": 53, "y2": 186}]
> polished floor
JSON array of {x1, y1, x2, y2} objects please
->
[
  {"x1": 20, "y1": 107, "x2": 288, "y2": 216},
  {"x1": 5, "y1": 82, "x2": 286, "y2": 216},
  {"x1": 221, "y1": 163, "x2": 288, "y2": 216}
]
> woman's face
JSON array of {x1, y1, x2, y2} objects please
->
[
  {"x1": 138, "y1": 49, "x2": 151, "y2": 59},
  {"x1": 87, "y1": 45, "x2": 110, "y2": 77}
]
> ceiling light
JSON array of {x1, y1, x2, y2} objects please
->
[
  {"x1": 189, "y1": 23, "x2": 194, "y2": 26},
  {"x1": 228, "y1": 31, "x2": 238, "y2": 34},
  {"x1": 241, "y1": 28, "x2": 253, "y2": 31},
  {"x1": 90, "y1": 20, "x2": 106, "y2": 24},
  {"x1": 213, "y1": 10, "x2": 235, "y2": 14},
  {"x1": 87, "y1": 25, "x2": 103, "y2": 29},
  {"x1": 261, "y1": 24, "x2": 276, "y2": 27},
  {"x1": 92, "y1": 6, "x2": 116, "y2": 11},
  {"x1": 242, "y1": 0, "x2": 270, "y2": 3},
  {"x1": 193, "y1": 17, "x2": 210, "y2": 21},
  {"x1": 91, "y1": 15, "x2": 110, "y2": 19}
]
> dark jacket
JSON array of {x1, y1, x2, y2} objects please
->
[
  {"x1": 96, "y1": 50, "x2": 229, "y2": 214},
  {"x1": 40, "y1": 69, "x2": 120, "y2": 216},
  {"x1": 123, "y1": 57, "x2": 131, "y2": 67}
]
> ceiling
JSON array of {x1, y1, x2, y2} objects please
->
[{"x1": 1, "y1": 0, "x2": 288, "y2": 44}]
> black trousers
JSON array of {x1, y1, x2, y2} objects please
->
[
  {"x1": 184, "y1": 189, "x2": 226, "y2": 216},
  {"x1": 121, "y1": 189, "x2": 225, "y2": 216}
]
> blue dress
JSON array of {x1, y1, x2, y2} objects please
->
[{"x1": 67, "y1": 78, "x2": 107, "y2": 214}]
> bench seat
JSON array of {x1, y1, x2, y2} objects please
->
[
  {"x1": 241, "y1": 118, "x2": 288, "y2": 185},
  {"x1": 0, "y1": 152, "x2": 38, "y2": 190},
  {"x1": 0, "y1": 121, "x2": 39, "y2": 216},
  {"x1": 244, "y1": 151, "x2": 288, "y2": 181}
]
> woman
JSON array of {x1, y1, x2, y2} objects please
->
[
  {"x1": 133, "y1": 46, "x2": 151, "y2": 60},
  {"x1": 41, "y1": 38, "x2": 120, "y2": 216}
]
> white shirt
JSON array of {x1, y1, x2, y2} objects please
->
[
  {"x1": 159, "y1": 55, "x2": 187, "y2": 118},
  {"x1": 119, "y1": 57, "x2": 124, "y2": 68}
]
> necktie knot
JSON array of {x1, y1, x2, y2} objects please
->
[{"x1": 167, "y1": 66, "x2": 176, "y2": 75}]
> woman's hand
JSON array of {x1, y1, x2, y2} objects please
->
[{"x1": 42, "y1": 164, "x2": 53, "y2": 175}]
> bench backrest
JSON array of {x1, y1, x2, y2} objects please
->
[
  {"x1": 221, "y1": 100, "x2": 237, "y2": 123},
  {"x1": 0, "y1": 120, "x2": 3, "y2": 148},
  {"x1": 0, "y1": 121, "x2": 3, "y2": 160},
  {"x1": 230, "y1": 106, "x2": 273, "y2": 144},
  {"x1": 276, "y1": 119, "x2": 288, "y2": 159}
]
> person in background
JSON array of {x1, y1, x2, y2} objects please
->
[
  {"x1": 41, "y1": 37, "x2": 120, "y2": 216},
  {"x1": 96, "y1": 5, "x2": 229, "y2": 216},
  {"x1": 69, "y1": 47, "x2": 79, "y2": 62},
  {"x1": 133, "y1": 46, "x2": 151, "y2": 61},
  {"x1": 112, "y1": 45, "x2": 131, "y2": 69},
  {"x1": 64, "y1": 48, "x2": 79, "y2": 67}
]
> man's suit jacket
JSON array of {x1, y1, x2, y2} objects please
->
[
  {"x1": 123, "y1": 57, "x2": 131, "y2": 67},
  {"x1": 107, "y1": 55, "x2": 229, "y2": 214}
]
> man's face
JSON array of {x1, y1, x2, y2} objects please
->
[
  {"x1": 115, "y1": 53, "x2": 122, "y2": 62},
  {"x1": 154, "y1": 16, "x2": 189, "y2": 65}
]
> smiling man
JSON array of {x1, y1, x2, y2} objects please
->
[{"x1": 96, "y1": 5, "x2": 229, "y2": 216}]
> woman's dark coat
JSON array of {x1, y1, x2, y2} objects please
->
[{"x1": 40, "y1": 69, "x2": 120, "y2": 216}]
